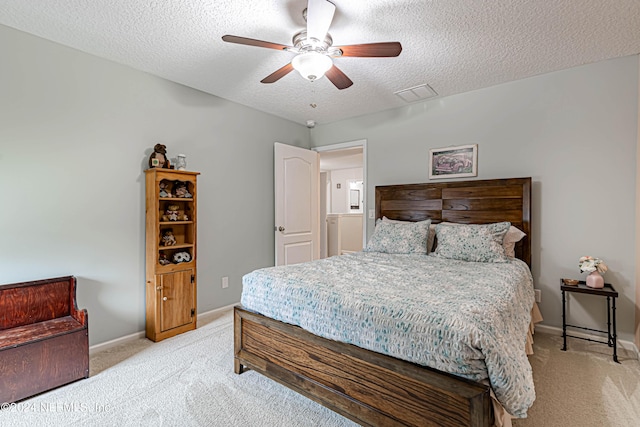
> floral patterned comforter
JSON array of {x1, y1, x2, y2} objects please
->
[{"x1": 241, "y1": 252, "x2": 535, "y2": 417}]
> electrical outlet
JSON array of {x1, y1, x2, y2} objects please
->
[
  {"x1": 368, "y1": 209, "x2": 375, "y2": 219},
  {"x1": 221, "y1": 276, "x2": 229, "y2": 289},
  {"x1": 534, "y1": 289, "x2": 541, "y2": 303}
]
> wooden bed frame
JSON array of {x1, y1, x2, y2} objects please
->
[{"x1": 234, "y1": 177, "x2": 532, "y2": 427}]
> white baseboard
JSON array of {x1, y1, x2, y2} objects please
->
[
  {"x1": 195, "y1": 303, "x2": 237, "y2": 321},
  {"x1": 535, "y1": 323, "x2": 639, "y2": 358},
  {"x1": 89, "y1": 303, "x2": 238, "y2": 355},
  {"x1": 95, "y1": 309, "x2": 637, "y2": 360},
  {"x1": 88, "y1": 330, "x2": 146, "y2": 355}
]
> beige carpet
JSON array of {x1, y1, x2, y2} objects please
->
[
  {"x1": 0, "y1": 310, "x2": 356, "y2": 427},
  {"x1": 513, "y1": 332, "x2": 640, "y2": 427},
  {"x1": 1, "y1": 309, "x2": 638, "y2": 426}
]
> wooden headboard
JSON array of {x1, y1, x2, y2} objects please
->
[{"x1": 375, "y1": 177, "x2": 531, "y2": 267}]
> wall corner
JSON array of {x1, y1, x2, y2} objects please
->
[{"x1": 635, "y1": 55, "x2": 640, "y2": 349}]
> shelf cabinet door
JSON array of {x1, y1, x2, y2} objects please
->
[{"x1": 158, "y1": 270, "x2": 194, "y2": 332}]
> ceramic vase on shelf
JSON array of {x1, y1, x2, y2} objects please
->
[
  {"x1": 585, "y1": 271, "x2": 604, "y2": 289},
  {"x1": 175, "y1": 154, "x2": 187, "y2": 171}
]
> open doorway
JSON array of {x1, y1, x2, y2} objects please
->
[{"x1": 314, "y1": 140, "x2": 367, "y2": 259}]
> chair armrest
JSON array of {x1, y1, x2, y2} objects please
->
[{"x1": 69, "y1": 277, "x2": 88, "y2": 327}]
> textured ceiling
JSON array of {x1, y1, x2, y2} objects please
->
[{"x1": 1, "y1": 1, "x2": 640, "y2": 126}]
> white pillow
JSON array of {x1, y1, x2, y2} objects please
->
[
  {"x1": 439, "y1": 222, "x2": 526, "y2": 258},
  {"x1": 503, "y1": 226, "x2": 526, "y2": 258},
  {"x1": 381, "y1": 217, "x2": 436, "y2": 253}
]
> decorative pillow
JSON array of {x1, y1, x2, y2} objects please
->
[
  {"x1": 438, "y1": 222, "x2": 525, "y2": 258},
  {"x1": 503, "y1": 226, "x2": 526, "y2": 258},
  {"x1": 381, "y1": 217, "x2": 435, "y2": 253},
  {"x1": 365, "y1": 219, "x2": 431, "y2": 254},
  {"x1": 432, "y1": 222, "x2": 510, "y2": 262}
]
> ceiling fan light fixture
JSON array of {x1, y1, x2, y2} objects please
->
[
  {"x1": 222, "y1": 0, "x2": 402, "y2": 89},
  {"x1": 292, "y1": 52, "x2": 333, "y2": 81}
]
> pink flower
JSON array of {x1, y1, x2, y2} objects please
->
[{"x1": 579, "y1": 256, "x2": 608, "y2": 274}]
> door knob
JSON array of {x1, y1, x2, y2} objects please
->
[
  {"x1": 163, "y1": 297, "x2": 168, "y2": 301},
  {"x1": 278, "y1": 226, "x2": 285, "y2": 232}
]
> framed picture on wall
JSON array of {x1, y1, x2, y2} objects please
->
[{"x1": 428, "y1": 144, "x2": 478, "y2": 179}]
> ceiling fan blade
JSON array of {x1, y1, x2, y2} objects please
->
[
  {"x1": 325, "y1": 65, "x2": 353, "y2": 90},
  {"x1": 333, "y1": 42, "x2": 402, "y2": 57},
  {"x1": 261, "y1": 63, "x2": 295, "y2": 84},
  {"x1": 306, "y1": 0, "x2": 336, "y2": 42},
  {"x1": 222, "y1": 35, "x2": 290, "y2": 51}
]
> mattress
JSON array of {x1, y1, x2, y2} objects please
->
[{"x1": 241, "y1": 252, "x2": 535, "y2": 417}]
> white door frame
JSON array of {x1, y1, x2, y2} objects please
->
[{"x1": 313, "y1": 139, "x2": 368, "y2": 248}]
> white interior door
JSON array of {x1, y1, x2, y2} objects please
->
[{"x1": 275, "y1": 142, "x2": 319, "y2": 266}]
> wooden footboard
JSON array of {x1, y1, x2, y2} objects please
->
[{"x1": 234, "y1": 306, "x2": 492, "y2": 427}]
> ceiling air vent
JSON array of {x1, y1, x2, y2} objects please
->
[{"x1": 394, "y1": 84, "x2": 438, "y2": 103}]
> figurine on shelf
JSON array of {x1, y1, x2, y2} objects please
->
[
  {"x1": 162, "y1": 204, "x2": 180, "y2": 222},
  {"x1": 173, "y1": 181, "x2": 192, "y2": 198},
  {"x1": 159, "y1": 182, "x2": 171, "y2": 198},
  {"x1": 158, "y1": 253, "x2": 171, "y2": 265},
  {"x1": 162, "y1": 204, "x2": 188, "y2": 221},
  {"x1": 148, "y1": 144, "x2": 171, "y2": 169},
  {"x1": 161, "y1": 229, "x2": 177, "y2": 246},
  {"x1": 173, "y1": 251, "x2": 191, "y2": 264}
]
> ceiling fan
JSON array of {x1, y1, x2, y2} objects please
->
[{"x1": 222, "y1": 0, "x2": 402, "y2": 90}]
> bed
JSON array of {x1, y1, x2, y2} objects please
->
[{"x1": 234, "y1": 177, "x2": 534, "y2": 427}]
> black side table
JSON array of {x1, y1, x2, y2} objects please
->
[{"x1": 561, "y1": 278, "x2": 619, "y2": 363}]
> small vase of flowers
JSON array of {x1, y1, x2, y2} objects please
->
[{"x1": 579, "y1": 256, "x2": 607, "y2": 289}]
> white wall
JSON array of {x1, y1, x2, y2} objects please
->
[
  {"x1": 319, "y1": 171, "x2": 329, "y2": 258},
  {"x1": 311, "y1": 56, "x2": 639, "y2": 342},
  {"x1": 2, "y1": 23, "x2": 637, "y2": 345},
  {"x1": 327, "y1": 168, "x2": 363, "y2": 213},
  {"x1": 0, "y1": 25, "x2": 310, "y2": 345}
]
